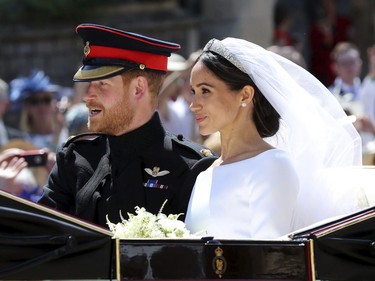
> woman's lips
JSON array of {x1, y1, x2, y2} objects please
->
[{"x1": 195, "y1": 115, "x2": 206, "y2": 123}]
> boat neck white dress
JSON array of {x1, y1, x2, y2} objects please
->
[{"x1": 185, "y1": 149, "x2": 299, "y2": 239}]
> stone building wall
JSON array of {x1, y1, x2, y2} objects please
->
[
  {"x1": 0, "y1": 0, "x2": 202, "y2": 87},
  {"x1": 0, "y1": 26, "x2": 81, "y2": 86},
  {"x1": 0, "y1": 0, "x2": 373, "y2": 87}
]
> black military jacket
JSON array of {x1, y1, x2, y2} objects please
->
[{"x1": 38, "y1": 113, "x2": 216, "y2": 228}]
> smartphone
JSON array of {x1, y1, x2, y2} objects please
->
[{"x1": 18, "y1": 150, "x2": 48, "y2": 167}]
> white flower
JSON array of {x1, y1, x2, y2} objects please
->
[{"x1": 106, "y1": 203, "x2": 198, "y2": 239}]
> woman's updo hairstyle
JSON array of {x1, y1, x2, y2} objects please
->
[{"x1": 198, "y1": 51, "x2": 280, "y2": 138}]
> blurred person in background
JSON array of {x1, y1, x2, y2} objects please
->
[
  {"x1": 0, "y1": 139, "x2": 55, "y2": 202},
  {"x1": 351, "y1": 45, "x2": 375, "y2": 162},
  {"x1": 329, "y1": 42, "x2": 362, "y2": 104},
  {"x1": 267, "y1": 45, "x2": 307, "y2": 68},
  {"x1": 309, "y1": 0, "x2": 354, "y2": 86},
  {"x1": 65, "y1": 102, "x2": 89, "y2": 136},
  {"x1": 70, "y1": 80, "x2": 89, "y2": 106},
  {"x1": 272, "y1": 1, "x2": 296, "y2": 48},
  {"x1": 327, "y1": 42, "x2": 373, "y2": 151},
  {"x1": 0, "y1": 148, "x2": 28, "y2": 196},
  {"x1": 9, "y1": 70, "x2": 69, "y2": 151},
  {"x1": 359, "y1": 45, "x2": 375, "y2": 126},
  {"x1": 63, "y1": 81, "x2": 90, "y2": 136},
  {"x1": 0, "y1": 78, "x2": 25, "y2": 147}
]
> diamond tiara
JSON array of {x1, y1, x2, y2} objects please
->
[{"x1": 203, "y1": 38, "x2": 246, "y2": 73}]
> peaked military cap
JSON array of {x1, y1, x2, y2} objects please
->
[{"x1": 73, "y1": 23, "x2": 181, "y2": 81}]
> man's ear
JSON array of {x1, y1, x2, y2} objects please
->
[{"x1": 134, "y1": 76, "x2": 149, "y2": 100}]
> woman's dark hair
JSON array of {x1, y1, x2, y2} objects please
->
[{"x1": 198, "y1": 51, "x2": 280, "y2": 138}]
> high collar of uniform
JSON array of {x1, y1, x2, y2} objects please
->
[{"x1": 108, "y1": 112, "x2": 165, "y2": 155}]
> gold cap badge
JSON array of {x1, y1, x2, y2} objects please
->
[{"x1": 84, "y1": 41, "x2": 90, "y2": 57}]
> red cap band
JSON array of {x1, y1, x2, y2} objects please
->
[{"x1": 87, "y1": 45, "x2": 168, "y2": 72}]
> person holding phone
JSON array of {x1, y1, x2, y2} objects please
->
[
  {"x1": 0, "y1": 138, "x2": 55, "y2": 201},
  {"x1": 0, "y1": 148, "x2": 44, "y2": 201}
]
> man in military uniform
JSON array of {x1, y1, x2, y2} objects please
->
[{"x1": 38, "y1": 24, "x2": 216, "y2": 228}]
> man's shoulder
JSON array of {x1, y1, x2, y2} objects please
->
[
  {"x1": 167, "y1": 133, "x2": 216, "y2": 159},
  {"x1": 64, "y1": 132, "x2": 107, "y2": 147},
  {"x1": 61, "y1": 132, "x2": 108, "y2": 157},
  {"x1": 58, "y1": 133, "x2": 108, "y2": 166}
]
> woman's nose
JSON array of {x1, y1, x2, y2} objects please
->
[{"x1": 189, "y1": 97, "x2": 200, "y2": 113}]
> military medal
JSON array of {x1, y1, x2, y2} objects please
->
[{"x1": 144, "y1": 166, "x2": 170, "y2": 177}]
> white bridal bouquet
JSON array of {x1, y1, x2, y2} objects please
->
[{"x1": 106, "y1": 203, "x2": 196, "y2": 239}]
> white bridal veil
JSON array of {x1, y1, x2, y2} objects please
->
[{"x1": 204, "y1": 38, "x2": 365, "y2": 230}]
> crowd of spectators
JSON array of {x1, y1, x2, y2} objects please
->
[{"x1": 0, "y1": 70, "x2": 88, "y2": 201}]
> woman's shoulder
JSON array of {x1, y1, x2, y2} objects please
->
[
  {"x1": 255, "y1": 148, "x2": 293, "y2": 164},
  {"x1": 253, "y1": 149, "x2": 297, "y2": 177},
  {"x1": 216, "y1": 149, "x2": 295, "y2": 176},
  {"x1": 215, "y1": 149, "x2": 293, "y2": 169},
  {"x1": 254, "y1": 149, "x2": 299, "y2": 193}
]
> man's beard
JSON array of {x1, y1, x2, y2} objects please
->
[{"x1": 87, "y1": 96, "x2": 134, "y2": 135}]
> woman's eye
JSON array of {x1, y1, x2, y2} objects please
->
[
  {"x1": 191, "y1": 87, "x2": 210, "y2": 95},
  {"x1": 201, "y1": 88, "x2": 209, "y2": 94}
]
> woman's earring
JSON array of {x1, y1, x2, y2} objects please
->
[{"x1": 241, "y1": 102, "x2": 247, "y2": 107}]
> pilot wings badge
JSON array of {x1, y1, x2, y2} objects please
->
[{"x1": 145, "y1": 166, "x2": 170, "y2": 177}]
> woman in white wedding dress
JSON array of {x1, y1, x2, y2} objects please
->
[{"x1": 184, "y1": 38, "x2": 363, "y2": 239}]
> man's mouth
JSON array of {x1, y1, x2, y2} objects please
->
[{"x1": 89, "y1": 108, "x2": 102, "y2": 117}]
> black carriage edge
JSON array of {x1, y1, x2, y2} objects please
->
[{"x1": 0, "y1": 190, "x2": 374, "y2": 281}]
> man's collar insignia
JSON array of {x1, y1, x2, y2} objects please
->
[
  {"x1": 145, "y1": 166, "x2": 170, "y2": 177},
  {"x1": 200, "y1": 149, "x2": 213, "y2": 157}
]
